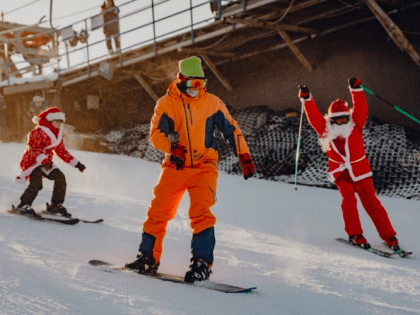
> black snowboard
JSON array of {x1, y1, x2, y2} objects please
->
[{"x1": 89, "y1": 259, "x2": 257, "y2": 294}]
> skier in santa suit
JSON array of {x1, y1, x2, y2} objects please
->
[
  {"x1": 14, "y1": 107, "x2": 86, "y2": 217},
  {"x1": 298, "y1": 78, "x2": 400, "y2": 251},
  {"x1": 125, "y1": 56, "x2": 256, "y2": 282}
]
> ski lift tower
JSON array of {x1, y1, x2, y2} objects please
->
[{"x1": 0, "y1": 19, "x2": 59, "y2": 88}]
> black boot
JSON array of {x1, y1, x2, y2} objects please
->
[
  {"x1": 125, "y1": 252, "x2": 159, "y2": 275},
  {"x1": 184, "y1": 258, "x2": 212, "y2": 283},
  {"x1": 16, "y1": 204, "x2": 41, "y2": 217},
  {"x1": 45, "y1": 203, "x2": 71, "y2": 218}
]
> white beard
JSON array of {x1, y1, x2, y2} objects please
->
[{"x1": 319, "y1": 116, "x2": 354, "y2": 152}]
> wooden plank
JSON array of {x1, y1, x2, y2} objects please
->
[
  {"x1": 225, "y1": 17, "x2": 313, "y2": 34},
  {"x1": 220, "y1": 0, "x2": 279, "y2": 18},
  {"x1": 178, "y1": 47, "x2": 234, "y2": 58},
  {"x1": 257, "y1": 0, "x2": 330, "y2": 21},
  {"x1": 134, "y1": 73, "x2": 159, "y2": 102},
  {"x1": 200, "y1": 53, "x2": 232, "y2": 92},
  {"x1": 3, "y1": 80, "x2": 54, "y2": 95},
  {"x1": 277, "y1": 30, "x2": 313, "y2": 72},
  {"x1": 364, "y1": 0, "x2": 420, "y2": 66}
]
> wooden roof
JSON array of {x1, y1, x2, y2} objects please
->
[{"x1": 5, "y1": 0, "x2": 420, "y2": 99}]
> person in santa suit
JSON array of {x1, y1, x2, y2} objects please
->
[
  {"x1": 14, "y1": 107, "x2": 86, "y2": 218},
  {"x1": 298, "y1": 78, "x2": 400, "y2": 251}
]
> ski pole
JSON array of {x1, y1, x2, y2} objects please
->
[
  {"x1": 361, "y1": 84, "x2": 420, "y2": 125},
  {"x1": 294, "y1": 98, "x2": 305, "y2": 190}
]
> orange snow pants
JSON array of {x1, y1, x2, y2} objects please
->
[
  {"x1": 143, "y1": 163, "x2": 218, "y2": 263},
  {"x1": 335, "y1": 170, "x2": 396, "y2": 241}
]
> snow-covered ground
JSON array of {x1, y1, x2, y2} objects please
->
[{"x1": 0, "y1": 142, "x2": 419, "y2": 315}]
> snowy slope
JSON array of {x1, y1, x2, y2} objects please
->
[{"x1": 0, "y1": 142, "x2": 419, "y2": 315}]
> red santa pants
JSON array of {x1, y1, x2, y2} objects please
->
[
  {"x1": 335, "y1": 170, "x2": 396, "y2": 241},
  {"x1": 143, "y1": 163, "x2": 217, "y2": 263}
]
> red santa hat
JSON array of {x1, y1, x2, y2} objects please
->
[
  {"x1": 328, "y1": 99, "x2": 351, "y2": 118},
  {"x1": 32, "y1": 107, "x2": 66, "y2": 124}
]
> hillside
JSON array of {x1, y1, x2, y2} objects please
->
[{"x1": 0, "y1": 143, "x2": 419, "y2": 315}]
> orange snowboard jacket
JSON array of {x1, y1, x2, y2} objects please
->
[{"x1": 150, "y1": 80, "x2": 250, "y2": 168}]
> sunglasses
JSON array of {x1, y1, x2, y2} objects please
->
[
  {"x1": 330, "y1": 115, "x2": 350, "y2": 125},
  {"x1": 186, "y1": 78, "x2": 207, "y2": 90}
]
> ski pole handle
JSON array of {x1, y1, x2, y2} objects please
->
[{"x1": 360, "y1": 84, "x2": 375, "y2": 96}]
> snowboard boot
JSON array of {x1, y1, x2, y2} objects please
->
[
  {"x1": 125, "y1": 252, "x2": 159, "y2": 275},
  {"x1": 184, "y1": 258, "x2": 212, "y2": 283},
  {"x1": 349, "y1": 234, "x2": 371, "y2": 249},
  {"x1": 386, "y1": 236, "x2": 399, "y2": 251},
  {"x1": 45, "y1": 203, "x2": 72, "y2": 218},
  {"x1": 15, "y1": 204, "x2": 41, "y2": 217}
]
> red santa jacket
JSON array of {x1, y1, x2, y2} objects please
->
[
  {"x1": 15, "y1": 126, "x2": 78, "y2": 182},
  {"x1": 304, "y1": 87, "x2": 372, "y2": 182}
]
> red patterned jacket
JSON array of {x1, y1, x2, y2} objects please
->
[
  {"x1": 304, "y1": 87, "x2": 373, "y2": 183},
  {"x1": 15, "y1": 126, "x2": 78, "y2": 183}
]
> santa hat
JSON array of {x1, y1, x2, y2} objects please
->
[
  {"x1": 32, "y1": 107, "x2": 65, "y2": 124},
  {"x1": 328, "y1": 99, "x2": 351, "y2": 118}
]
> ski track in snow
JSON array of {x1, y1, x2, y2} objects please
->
[{"x1": 0, "y1": 143, "x2": 419, "y2": 314}]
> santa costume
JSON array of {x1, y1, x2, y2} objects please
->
[
  {"x1": 300, "y1": 79, "x2": 398, "y2": 248},
  {"x1": 15, "y1": 107, "x2": 85, "y2": 217}
]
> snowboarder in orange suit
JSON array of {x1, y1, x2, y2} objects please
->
[{"x1": 126, "y1": 56, "x2": 256, "y2": 282}]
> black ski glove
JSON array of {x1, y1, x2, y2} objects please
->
[
  {"x1": 348, "y1": 77, "x2": 361, "y2": 89},
  {"x1": 298, "y1": 85, "x2": 310, "y2": 99},
  {"x1": 75, "y1": 162, "x2": 86, "y2": 173}
]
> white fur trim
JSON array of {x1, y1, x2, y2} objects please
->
[
  {"x1": 349, "y1": 87, "x2": 364, "y2": 92},
  {"x1": 32, "y1": 116, "x2": 40, "y2": 124},
  {"x1": 69, "y1": 158, "x2": 79, "y2": 167},
  {"x1": 329, "y1": 111, "x2": 351, "y2": 118},
  {"x1": 38, "y1": 126, "x2": 62, "y2": 149},
  {"x1": 36, "y1": 154, "x2": 48, "y2": 164},
  {"x1": 46, "y1": 112, "x2": 65, "y2": 122}
]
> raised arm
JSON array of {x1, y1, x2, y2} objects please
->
[
  {"x1": 348, "y1": 77, "x2": 368, "y2": 129},
  {"x1": 298, "y1": 85, "x2": 326, "y2": 136}
]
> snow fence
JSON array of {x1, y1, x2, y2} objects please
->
[{"x1": 102, "y1": 105, "x2": 420, "y2": 200}]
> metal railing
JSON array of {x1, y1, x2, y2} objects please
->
[
  {"x1": 1, "y1": 0, "x2": 248, "y2": 85},
  {"x1": 54, "y1": 0, "x2": 219, "y2": 77}
]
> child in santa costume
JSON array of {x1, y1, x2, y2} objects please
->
[
  {"x1": 14, "y1": 107, "x2": 86, "y2": 217},
  {"x1": 298, "y1": 78, "x2": 400, "y2": 251}
]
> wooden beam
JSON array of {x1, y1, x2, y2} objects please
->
[
  {"x1": 277, "y1": 30, "x2": 313, "y2": 72},
  {"x1": 200, "y1": 53, "x2": 232, "y2": 92},
  {"x1": 3, "y1": 80, "x2": 54, "y2": 95},
  {"x1": 364, "y1": 0, "x2": 420, "y2": 66},
  {"x1": 257, "y1": 0, "x2": 330, "y2": 21},
  {"x1": 134, "y1": 73, "x2": 159, "y2": 102},
  {"x1": 178, "y1": 47, "x2": 235, "y2": 58},
  {"x1": 220, "y1": 0, "x2": 279, "y2": 18},
  {"x1": 225, "y1": 17, "x2": 313, "y2": 34}
]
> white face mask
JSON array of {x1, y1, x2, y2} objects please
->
[{"x1": 186, "y1": 88, "x2": 199, "y2": 98}]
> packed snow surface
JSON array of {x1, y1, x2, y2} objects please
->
[{"x1": 0, "y1": 142, "x2": 419, "y2": 315}]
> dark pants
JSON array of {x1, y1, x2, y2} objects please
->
[
  {"x1": 20, "y1": 166, "x2": 67, "y2": 206},
  {"x1": 105, "y1": 34, "x2": 120, "y2": 51}
]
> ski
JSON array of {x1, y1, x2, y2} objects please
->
[
  {"x1": 335, "y1": 238, "x2": 396, "y2": 258},
  {"x1": 88, "y1": 259, "x2": 257, "y2": 294},
  {"x1": 41, "y1": 211, "x2": 104, "y2": 224},
  {"x1": 382, "y1": 243, "x2": 413, "y2": 258},
  {"x1": 8, "y1": 207, "x2": 79, "y2": 225}
]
